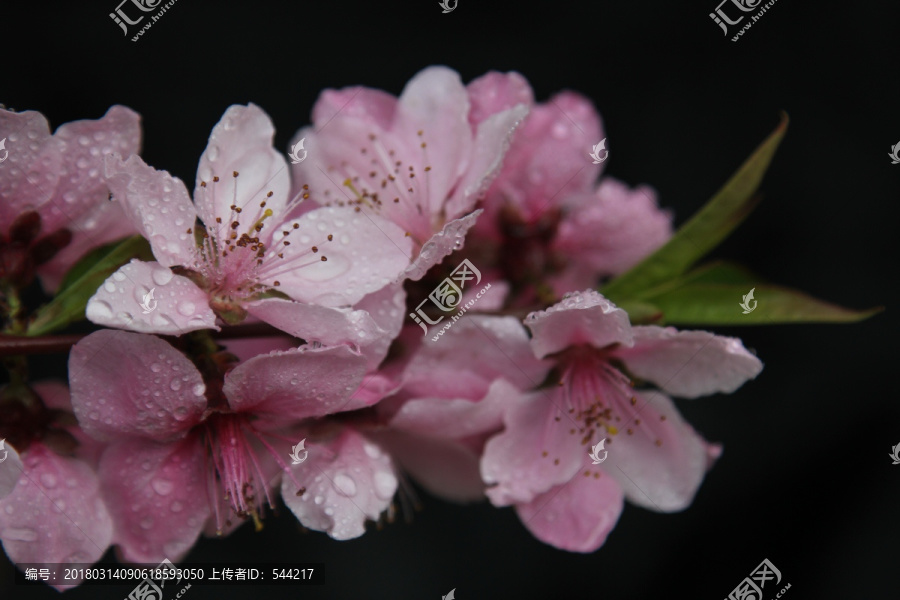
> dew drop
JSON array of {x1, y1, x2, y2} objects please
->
[
  {"x1": 152, "y1": 479, "x2": 174, "y2": 496},
  {"x1": 333, "y1": 473, "x2": 357, "y2": 497}
]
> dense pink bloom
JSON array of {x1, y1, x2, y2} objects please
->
[
  {"x1": 464, "y1": 72, "x2": 673, "y2": 301},
  {"x1": 480, "y1": 290, "x2": 763, "y2": 551},
  {"x1": 290, "y1": 66, "x2": 528, "y2": 281},
  {"x1": 0, "y1": 106, "x2": 141, "y2": 291},
  {"x1": 373, "y1": 316, "x2": 550, "y2": 501},
  {"x1": 67, "y1": 328, "x2": 399, "y2": 560},
  {"x1": 0, "y1": 383, "x2": 113, "y2": 590},
  {"x1": 86, "y1": 104, "x2": 412, "y2": 341}
]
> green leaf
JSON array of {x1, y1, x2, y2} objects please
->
[
  {"x1": 643, "y1": 281, "x2": 882, "y2": 326},
  {"x1": 627, "y1": 260, "x2": 761, "y2": 301},
  {"x1": 615, "y1": 299, "x2": 664, "y2": 325},
  {"x1": 602, "y1": 113, "x2": 789, "y2": 303},
  {"x1": 27, "y1": 235, "x2": 153, "y2": 336}
]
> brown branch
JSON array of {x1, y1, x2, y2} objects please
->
[{"x1": 0, "y1": 322, "x2": 294, "y2": 357}]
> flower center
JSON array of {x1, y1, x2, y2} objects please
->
[
  {"x1": 311, "y1": 130, "x2": 435, "y2": 245},
  {"x1": 202, "y1": 412, "x2": 299, "y2": 534},
  {"x1": 185, "y1": 172, "x2": 334, "y2": 314},
  {"x1": 554, "y1": 347, "x2": 651, "y2": 447}
]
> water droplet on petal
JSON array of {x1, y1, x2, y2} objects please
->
[
  {"x1": 151, "y1": 266, "x2": 174, "y2": 286},
  {"x1": 152, "y1": 479, "x2": 174, "y2": 496},
  {"x1": 333, "y1": 473, "x2": 357, "y2": 497},
  {"x1": 40, "y1": 473, "x2": 57, "y2": 488},
  {"x1": 373, "y1": 471, "x2": 397, "y2": 500}
]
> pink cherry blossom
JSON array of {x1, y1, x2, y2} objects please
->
[
  {"x1": 480, "y1": 290, "x2": 762, "y2": 551},
  {"x1": 86, "y1": 103, "x2": 412, "y2": 340},
  {"x1": 464, "y1": 72, "x2": 673, "y2": 302},
  {"x1": 290, "y1": 66, "x2": 529, "y2": 281},
  {"x1": 0, "y1": 382, "x2": 113, "y2": 590},
  {"x1": 0, "y1": 106, "x2": 141, "y2": 292},
  {"x1": 371, "y1": 315, "x2": 551, "y2": 502},
  {"x1": 67, "y1": 328, "x2": 383, "y2": 561}
]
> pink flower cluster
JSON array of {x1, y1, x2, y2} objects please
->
[{"x1": 0, "y1": 67, "x2": 762, "y2": 586}]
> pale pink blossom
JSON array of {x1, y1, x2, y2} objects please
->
[
  {"x1": 290, "y1": 66, "x2": 528, "y2": 281},
  {"x1": 0, "y1": 383, "x2": 113, "y2": 590},
  {"x1": 86, "y1": 104, "x2": 412, "y2": 342},
  {"x1": 68, "y1": 329, "x2": 378, "y2": 561},
  {"x1": 371, "y1": 316, "x2": 551, "y2": 502},
  {"x1": 464, "y1": 72, "x2": 672, "y2": 301},
  {"x1": 480, "y1": 290, "x2": 762, "y2": 551},
  {"x1": 0, "y1": 106, "x2": 141, "y2": 291}
]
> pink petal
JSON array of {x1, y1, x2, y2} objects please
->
[
  {"x1": 0, "y1": 109, "x2": 59, "y2": 225},
  {"x1": 553, "y1": 178, "x2": 673, "y2": 276},
  {"x1": 247, "y1": 297, "x2": 385, "y2": 349},
  {"x1": 370, "y1": 429, "x2": 486, "y2": 502},
  {"x1": 402, "y1": 315, "x2": 551, "y2": 399},
  {"x1": 403, "y1": 211, "x2": 481, "y2": 281},
  {"x1": 40, "y1": 105, "x2": 142, "y2": 234},
  {"x1": 340, "y1": 371, "x2": 404, "y2": 413},
  {"x1": 86, "y1": 259, "x2": 218, "y2": 335},
  {"x1": 389, "y1": 378, "x2": 522, "y2": 440},
  {"x1": 613, "y1": 326, "x2": 763, "y2": 399},
  {"x1": 525, "y1": 290, "x2": 634, "y2": 358},
  {"x1": 222, "y1": 344, "x2": 367, "y2": 419},
  {"x1": 281, "y1": 428, "x2": 396, "y2": 540},
  {"x1": 481, "y1": 390, "x2": 584, "y2": 506},
  {"x1": 311, "y1": 86, "x2": 398, "y2": 131},
  {"x1": 602, "y1": 390, "x2": 716, "y2": 511},
  {"x1": 444, "y1": 104, "x2": 529, "y2": 220},
  {"x1": 394, "y1": 66, "x2": 472, "y2": 214},
  {"x1": 99, "y1": 435, "x2": 210, "y2": 563},
  {"x1": 221, "y1": 336, "x2": 297, "y2": 363},
  {"x1": 267, "y1": 206, "x2": 412, "y2": 305},
  {"x1": 352, "y1": 283, "x2": 407, "y2": 369},
  {"x1": 105, "y1": 153, "x2": 198, "y2": 267},
  {"x1": 0, "y1": 441, "x2": 23, "y2": 499},
  {"x1": 37, "y1": 197, "x2": 139, "y2": 293},
  {"x1": 466, "y1": 71, "x2": 534, "y2": 128},
  {"x1": 515, "y1": 470, "x2": 624, "y2": 553},
  {"x1": 68, "y1": 330, "x2": 207, "y2": 442},
  {"x1": 195, "y1": 104, "x2": 291, "y2": 248},
  {"x1": 0, "y1": 444, "x2": 112, "y2": 590},
  {"x1": 485, "y1": 91, "x2": 603, "y2": 224}
]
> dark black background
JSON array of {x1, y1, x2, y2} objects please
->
[{"x1": 1, "y1": 1, "x2": 897, "y2": 598}]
